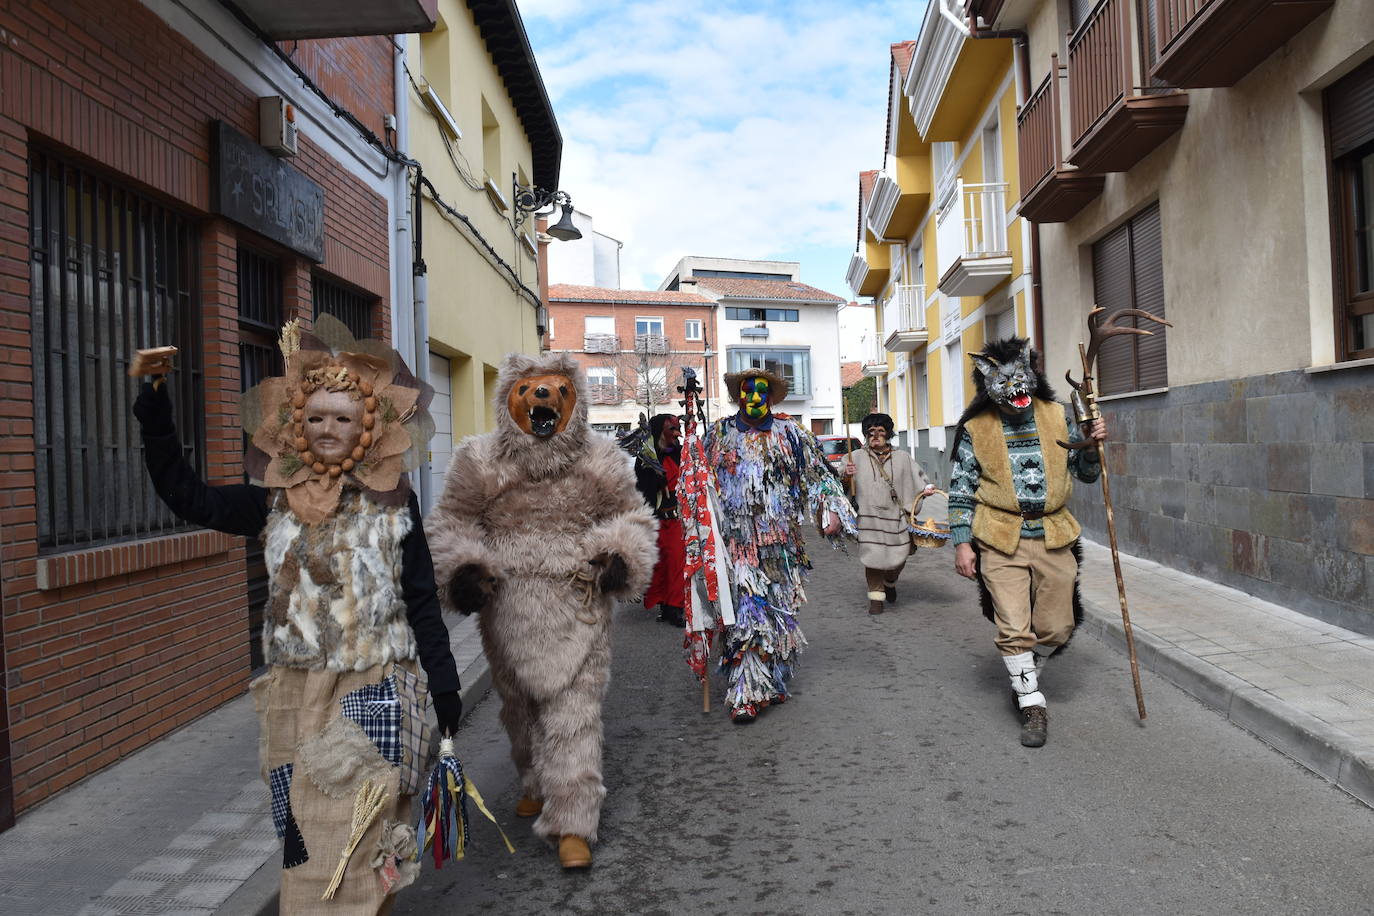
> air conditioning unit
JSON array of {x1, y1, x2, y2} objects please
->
[{"x1": 259, "y1": 96, "x2": 299, "y2": 157}]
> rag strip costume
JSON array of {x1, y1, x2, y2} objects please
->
[
  {"x1": 631, "y1": 415, "x2": 687, "y2": 624},
  {"x1": 704, "y1": 368, "x2": 856, "y2": 721},
  {"x1": 425, "y1": 352, "x2": 657, "y2": 869},
  {"x1": 948, "y1": 338, "x2": 1100, "y2": 746},
  {"x1": 848, "y1": 413, "x2": 932, "y2": 613},
  {"x1": 133, "y1": 317, "x2": 460, "y2": 913}
]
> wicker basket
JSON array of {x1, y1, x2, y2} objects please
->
[{"x1": 909, "y1": 516, "x2": 951, "y2": 550}]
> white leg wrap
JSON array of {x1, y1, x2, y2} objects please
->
[
  {"x1": 867, "y1": 590, "x2": 886, "y2": 601},
  {"x1": 1032, "y1": 644, "x2": 1055, "y2": 673},
  {"x1": 1003, "y1": 651, "x2": 1046, "y2": 709}
]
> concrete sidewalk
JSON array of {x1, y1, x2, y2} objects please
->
[
  {"x1": 1075, "y1": 538, "x2": 1374, "y2": 808},
  {"x1": 0, "y1": 614, "x2": 490, "y2": 916}
]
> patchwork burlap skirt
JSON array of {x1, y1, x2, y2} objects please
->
[{"x1": 251, "y1": 661, "x2": 432, "y2": 915}]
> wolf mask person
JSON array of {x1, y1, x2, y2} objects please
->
[
  {"x1": 425, "y1": 351, "x2": 657, "y2": 870},
  {"x1": 948, "y1": 337, "x2": 1106, "y2": 748}
]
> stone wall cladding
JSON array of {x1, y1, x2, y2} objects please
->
[{"x1": 1070, "y1": 366, "x2": 1374, "y2": 636}]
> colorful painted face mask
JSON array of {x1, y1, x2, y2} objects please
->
[
  {"x1": 971, "y1": 342, "x2": 1036, "y2": 415},
  {"x1": 507, "y1": 372, "x2": 577, "y2": 438},
  {"x1": 739, "y1": 376, "x2": 770, "y2": 419}
]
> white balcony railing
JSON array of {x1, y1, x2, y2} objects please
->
[
  {"x1": 862, "y1": 336, "x2": 888, "y2": 375},
  {"x1": 584, "y1": 333, "x2": 619, "y2": 354},
  {"x1": 962, "y1": 181, "x2": 1009, "y2": 257},
  {"x1": 883, "y1": 284, "x2": 929, "y2": 352},
  {"x1": 634, "y1": 333, "x2": 668, "y2": 354}
]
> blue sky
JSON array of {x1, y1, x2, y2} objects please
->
[{"x1": 519, "y1": 0, "x2": 927, "y2": 296}]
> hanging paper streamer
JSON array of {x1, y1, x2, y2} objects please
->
[{"x1": 416, "y1": 738, "x2": 514, "y2": 869}]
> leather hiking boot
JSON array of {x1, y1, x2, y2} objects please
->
[
  {"x1": 1020, "y1": 705, "x2": 1048, "y2": 748},
  {"x1": 868, "y1": 599, "x2": 885, "y2": 615},
  {"x1": 558, "y1": 835, "x2": 592, "y2": 869},
  {"x1": 515, "y1": 796, "x2": 543, "y2": 818},
  {"x1": 884, "y1": 584, "x2": 897, "y2": 603}
]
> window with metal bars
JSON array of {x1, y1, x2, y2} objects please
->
[
  {"x1": 1092, "y1": 202, "x2": 1168, "y2": 395},
  {"x1": 29, "y1": 150, "x2": 204, "y2": 551},
  {"x1": 313, "y1": 274, "x2": 375, "y2": 340},
  {"x1": 1327, "y1": 58, "x2": 1374, "y2": 361}
]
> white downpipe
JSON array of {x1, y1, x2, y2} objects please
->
[{"x1": 938, "y1": 0, "x2": 972, "y2": 37}]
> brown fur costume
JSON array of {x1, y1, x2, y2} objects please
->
[{"x1": 425, "y1": 352, "x2": 657, "y2": 844}]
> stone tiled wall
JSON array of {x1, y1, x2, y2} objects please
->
[{"x1": 1070, "y1": 366, "x2": 1374, "y2": 636}]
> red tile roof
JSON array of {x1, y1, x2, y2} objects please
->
[
  {"x1": 883, "y1": 41, "x2": 919, "y2": 168},
  {"x1": 548, "y1": 284, "x2": 713, "y2": 305},
  {"x1": 840, "y1": 360, "x2": 866, "y2": 388},
  {"x1": 892, "y1": 41, "x2": 916, "y2": 83},
  {"x1": 687, "y1": 276, "x2": 845, "y2": 303}
]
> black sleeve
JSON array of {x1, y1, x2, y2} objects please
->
[
  {"x1": 401, "y1": 492, "x2": 461, "y2": 696},
  {"x1": 633, "y1": 458, "x2": 662, "y2": 508},
  {"x1": 142, "y1": 429, "x2": 271, "y2": 538}
]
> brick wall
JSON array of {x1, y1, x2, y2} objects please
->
[
  {"x1": 0, "y1": 0, "x2": 396, "y2": 819},
  {"x1": 1070, "y1": 366, "x2": 1374, "y2": 636}
]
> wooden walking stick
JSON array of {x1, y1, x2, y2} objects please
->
[{"x1": 1058, "y1": 307, "x2": 1171, "y2": 721}]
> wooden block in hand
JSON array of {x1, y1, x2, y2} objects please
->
[{"x1": 129, "y1": 346, "x2": 178, "y2": 378}]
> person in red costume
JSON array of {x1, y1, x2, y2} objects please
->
[{"x1": 635, "y1": 414, "x2": 686, "y2": 626}]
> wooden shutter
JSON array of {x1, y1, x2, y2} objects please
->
[
  {"x1": 1328, "y1": 56, "x2": 1374, "y2": 159},
  {"x1": 1093, "y1": 222, "x2": 1134, "y2": 395},
  {"x1": 1130, "y1": 203, "x2": 1168, "y2": 389}
]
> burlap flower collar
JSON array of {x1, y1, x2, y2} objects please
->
[{"x1": 241, "y1": 316, "x2": 434, "y2": 525}]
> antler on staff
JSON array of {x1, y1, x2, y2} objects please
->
[{"x1": 1058, "y1": 306, "x2": 1174, "y2": 449}]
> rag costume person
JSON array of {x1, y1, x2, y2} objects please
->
[
  {"x1": 633, "y1": 414, "x2": 687, "y2": 627},
  {"x1": 841, "y1": 413, "x2": 936, "y2": 615},
  {"x1": 132, "y1": 318, "x2": 463, "y2": 914},
  {"x1": 948, "y1": 338, "x2": 1106, "y2": 748},
  {"x1": 704, "y1": 369, "x2": 857, "y2": 723},
  {"x1": 425, "y1": 352, "x2": 657, "y2": 869}
]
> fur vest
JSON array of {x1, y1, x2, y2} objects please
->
[
  {"x1": 965, "y1": 398, "x2": 1080, "y2": 554},
  {"x1": 261, "y1": 487, "x2": 417, "y2": 671}
]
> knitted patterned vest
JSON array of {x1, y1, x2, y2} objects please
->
[{"x1": 965, "y1": 398, "x2": 1081, "y2": 554}]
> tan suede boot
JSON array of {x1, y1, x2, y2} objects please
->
[
  {"x1": 559, "y1": 835, "x2": 592, "y2": 869},
  {"x1": 515, "y1": 796, "x2": 543, "y2": 818}
]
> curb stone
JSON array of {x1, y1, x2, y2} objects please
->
[{"x1": 1080, "y1": 593, "x2": 1374, "y2": 810}]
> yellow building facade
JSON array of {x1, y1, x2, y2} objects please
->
[
  {"x1": 405, "y1": 0, "x2": 561, "y2": 504},
  {"x1": 848, "y1": 21, "x2": 1028, "y2": 467}
]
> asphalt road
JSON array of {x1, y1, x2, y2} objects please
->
[{"x1": 395, "y1": 542, "x2": 1374, "y2": 916}]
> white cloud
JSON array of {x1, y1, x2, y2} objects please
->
[{"x1": 521, "y1": 0, "x2": 922, "y2": 292}]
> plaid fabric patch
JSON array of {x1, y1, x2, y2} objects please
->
[
  {"x1": 339, "y1": 676, "x2": 403, "y2": 765},
  {"x1": 391, "y1": 665, "x2": 433, "y2": 796},
  {"x1": 269, "y1": 763, "x2": 294, "y2": 839}
]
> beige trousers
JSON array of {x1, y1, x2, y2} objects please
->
[{"x1": 978, "y1": 537, "x2": 1077, "y2": 656}]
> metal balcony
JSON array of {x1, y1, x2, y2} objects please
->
[
  {"x1": 231, "y1": 0, "x2": 438, "y2": 39},
  {"x1": 884, "y1": 285, "x2": 929, "y2": 352},
  {"x1": 588, "y1": 383, "x2": 622, "y2": 405},
  {"x1": 634, "y1": 334, "x2": 668, "y2": 355},
  {"x1": 1066, "y1": 0, "x2": 1189, "y2": 175},
  {"x1": 1017, "y1": 56, "x2": 1106, "y2": 223},
  {"x1": 1150, "y1": 0, "x2": 1335, "y2": 88},
  {"x1": 863, "y1": 338, "x2": 889, "y2": 376},
  {"x1": 936, "y1": 180, "x2": 1013, "y2": 297},
  {"x1": 584, "y1": 333, "x2": 620, "y2": 354}
]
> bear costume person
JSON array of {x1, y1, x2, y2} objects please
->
[{"x1": 425, "y1": 351, "x2": 657, "y2": 870}]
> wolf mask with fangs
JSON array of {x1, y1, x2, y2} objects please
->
[{"x1": 951, "y1": 337, "x2": 1058, "y2": 454}]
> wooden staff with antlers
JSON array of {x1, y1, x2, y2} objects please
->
[{"x1": 1057, "y1": 307, "x2": 1171, "y2": 721}]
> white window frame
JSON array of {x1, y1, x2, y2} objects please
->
[
  {"x1": 584, "y1": 315, "x2": 614, "y2": 334},
  {"x1": 684, "y1": 318, "x2": 702, "y2": 341},
  {"x1": 635, "y1": 316, "x2": 665, "y2": 336},
  {"x1": 586, "y1": 366, "x2": 616, "y2": 386}
]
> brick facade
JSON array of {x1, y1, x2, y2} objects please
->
[{"x1": 0, "y1": 0, "x2": 396, "y2": 824}]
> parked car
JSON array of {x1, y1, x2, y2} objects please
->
[{"x1": 817, "y1": 435, "x2": 863, "y2": 473}]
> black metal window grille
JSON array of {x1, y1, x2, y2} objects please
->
[
  {"x1": 29, "y1": 150, "x2": 204, "y2": 551},
  {"x1": 236, "y1": 247, "x2": 282, "y2": 672},
  {"x1": 313, "y1": 275, "x2": 374, "y2": 340}
]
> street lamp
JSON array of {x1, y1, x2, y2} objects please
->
[
  {"x1": 512, "y1": 180, "x2": 582, "y2": 241},
  {"x1": 702, "y1": 335, "x2": 715, "y2": 422}
]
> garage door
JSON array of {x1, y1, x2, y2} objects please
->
[{"x1": 426, "y1": 352, "x2": 453, "y2": 514}]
